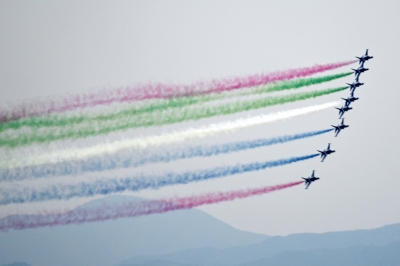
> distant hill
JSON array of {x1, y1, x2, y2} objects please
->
[
  {"x1": 238, "y1": 240, "x2": 400, "y2": 266},
  {"x1": 0, "y1": 196, "x2": 267, "y2": 266},
  {"x1": 118, "y1": 223, "x2": 400, "y2": 266},
  {"x1": 0, "y1": 263, "x2": 33, "y2": 266},
  {"x1": 120, "y1": 241, "x2": 400, "y2": 266},
  {"x1": 125, "y1": 260, "x2": 197, "y2": 266}
]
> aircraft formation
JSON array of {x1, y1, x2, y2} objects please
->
[{"x1": 302, "y1": 49, "x2": 373, "y2": 189}]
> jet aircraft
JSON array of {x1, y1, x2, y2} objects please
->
[
  {"x1": 317, "y1": 143, "x2": 335, "y2": 162},
  {"x1": 356, "y1": 49, "x2": 373, "y2": 65},
  {"x1": 336, "y1": 105, "x2": 353, "y2": 118},
  {"x1": 347, "y1": 80, "x2": 364, "y2": 93},
  {"x1": 332, "y1": 118, "x2": 349, "y2": 137},
  {"x1": 342, "y1": 92, "x2": 359, "y2": 107},
  {"x1": 352, "y1": 66, "x2": 369, "y2": 80},
  {"x1": 302, "y1": 170, "x2": 320, "y2": 189}
]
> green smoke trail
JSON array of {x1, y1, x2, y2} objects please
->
[
  {"x1": 0, "y1": 86, "x2": 347, "y2": 148},
  {"x1": 249, "y1": 72, "x2": 351, "y2": 94},
  {"x1": 0, "y1": 72, "x2": 351, "y2": 133}
]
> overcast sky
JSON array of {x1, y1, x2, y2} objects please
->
[{"x1": 0, "y1": 0, "x2": 399, "y2": 236}]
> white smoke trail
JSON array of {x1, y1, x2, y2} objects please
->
[{"x1": 1, "y1": 101, "x2": 339, "y2": 169}]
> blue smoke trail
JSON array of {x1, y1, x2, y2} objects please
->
[
  {"x1": 1, "y1": 129, "x2": 332, "y2": 182},
  {"x1": 0, "y1": 153, "x2": 318, "y2": 205}
]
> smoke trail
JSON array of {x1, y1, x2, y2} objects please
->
[
  {"x1": 1, "y1": 129, "x2": 332, "y2": 181},
  {"x1": 0, "y1": 87, "x2": 346, "y2": 148},
  {"x1": 0, "y1": 154, "x2": 317, "y2": 205},
  {"x1": 253, "y1": 72, "x2": 351, "y2": 94},
  {"x1": 0, "y1": 60, "x2": 355, "y2": 123},
  {"x1": 1, "y1": 102, "x2": 339, "y2": 169},
  {"x1": 0, "y1": 72, "x2": 351, "y2": 133},
  {"x1": 0, "y1": 181, "x2": 303, "y2": 231}
]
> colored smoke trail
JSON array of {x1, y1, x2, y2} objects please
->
[
  {"x1": 1, "y1": 129, "x2": 333, "y2": 181},
  {"x1": 0, "y1": 181, "x2": 303, "y2": 231},
  {"x1": 0, "y1": 154, "x2": 317, "y2": 205},
  {"x1": 252, "y1": 72, "x2": 351, "y2": 95},
  {"x1": 0, "y1": 87, "x2": 346, "y2": 148},
  {"x1": 0, "y1": 72, "x2": 351, "y2": 133},
  {"x1": 0, "y1": 60, "x2": 355, "y2": 123},
  {"x1": 1, "y1": 102, "x2": 340, "y2": 169}
]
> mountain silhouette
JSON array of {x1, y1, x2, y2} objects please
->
[
  {"x1": 118, "y1": 223, "x2": 400, "y2": 266},
  {"x1": 0, "y1": 195, "x2": 266, "y2": 266}
]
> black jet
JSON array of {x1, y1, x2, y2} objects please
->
[
  {"x1": 336, "y1": 105, "x2": 353, "y2": 119},
  {"x1": 331, "y1": 118, "x2": 349, "y2": 137},
  {"x1": 317, "y1": 143, "x2": 335, "y2": 162},
  {"x1": 356, "y1": 49, "x2": 373, "y2": 66},
  {"x1": 347, "y1": 80, "x2": 364, "y2": 93},
  {"x1": 342, "y1": 91, "x2": 359, "y2": 107},
  {"x1": 352, "y1": 66, "x2": 369, "y2": 81},
  {"x1": 302, "y1": 170, "x2": 320, "y2": 189}
]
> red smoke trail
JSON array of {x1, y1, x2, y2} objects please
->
[
  {"x1": 0, "y1": 181, "x2": 303, "y2": 231},
  {"x1": 0, "y1": 60, "x2": 355, "y2": 123},
  {"x1": 203, "y1": 60, "x2": 355, "y2": 95}
]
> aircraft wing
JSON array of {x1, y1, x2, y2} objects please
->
[
  {"x1": 305, "y1": 182, "x2": 311, "y2": 189},
  {"x1": 327, "y1": 143, "x2": 331, "y2": 150}
]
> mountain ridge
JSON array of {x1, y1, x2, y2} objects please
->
[
  {"x1": 0, "y1": 195, "x2": 267, "y2": 266},
  {"x1": 119, "y1": 240, "x2": 400, "y2": 266},
  {"x1": 118, "y1": 222, "x2": 400, "y2": 266}
]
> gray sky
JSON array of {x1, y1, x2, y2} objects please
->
[{"x1": 0, "y1": 0, "x2": 399, "y2": 236}]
